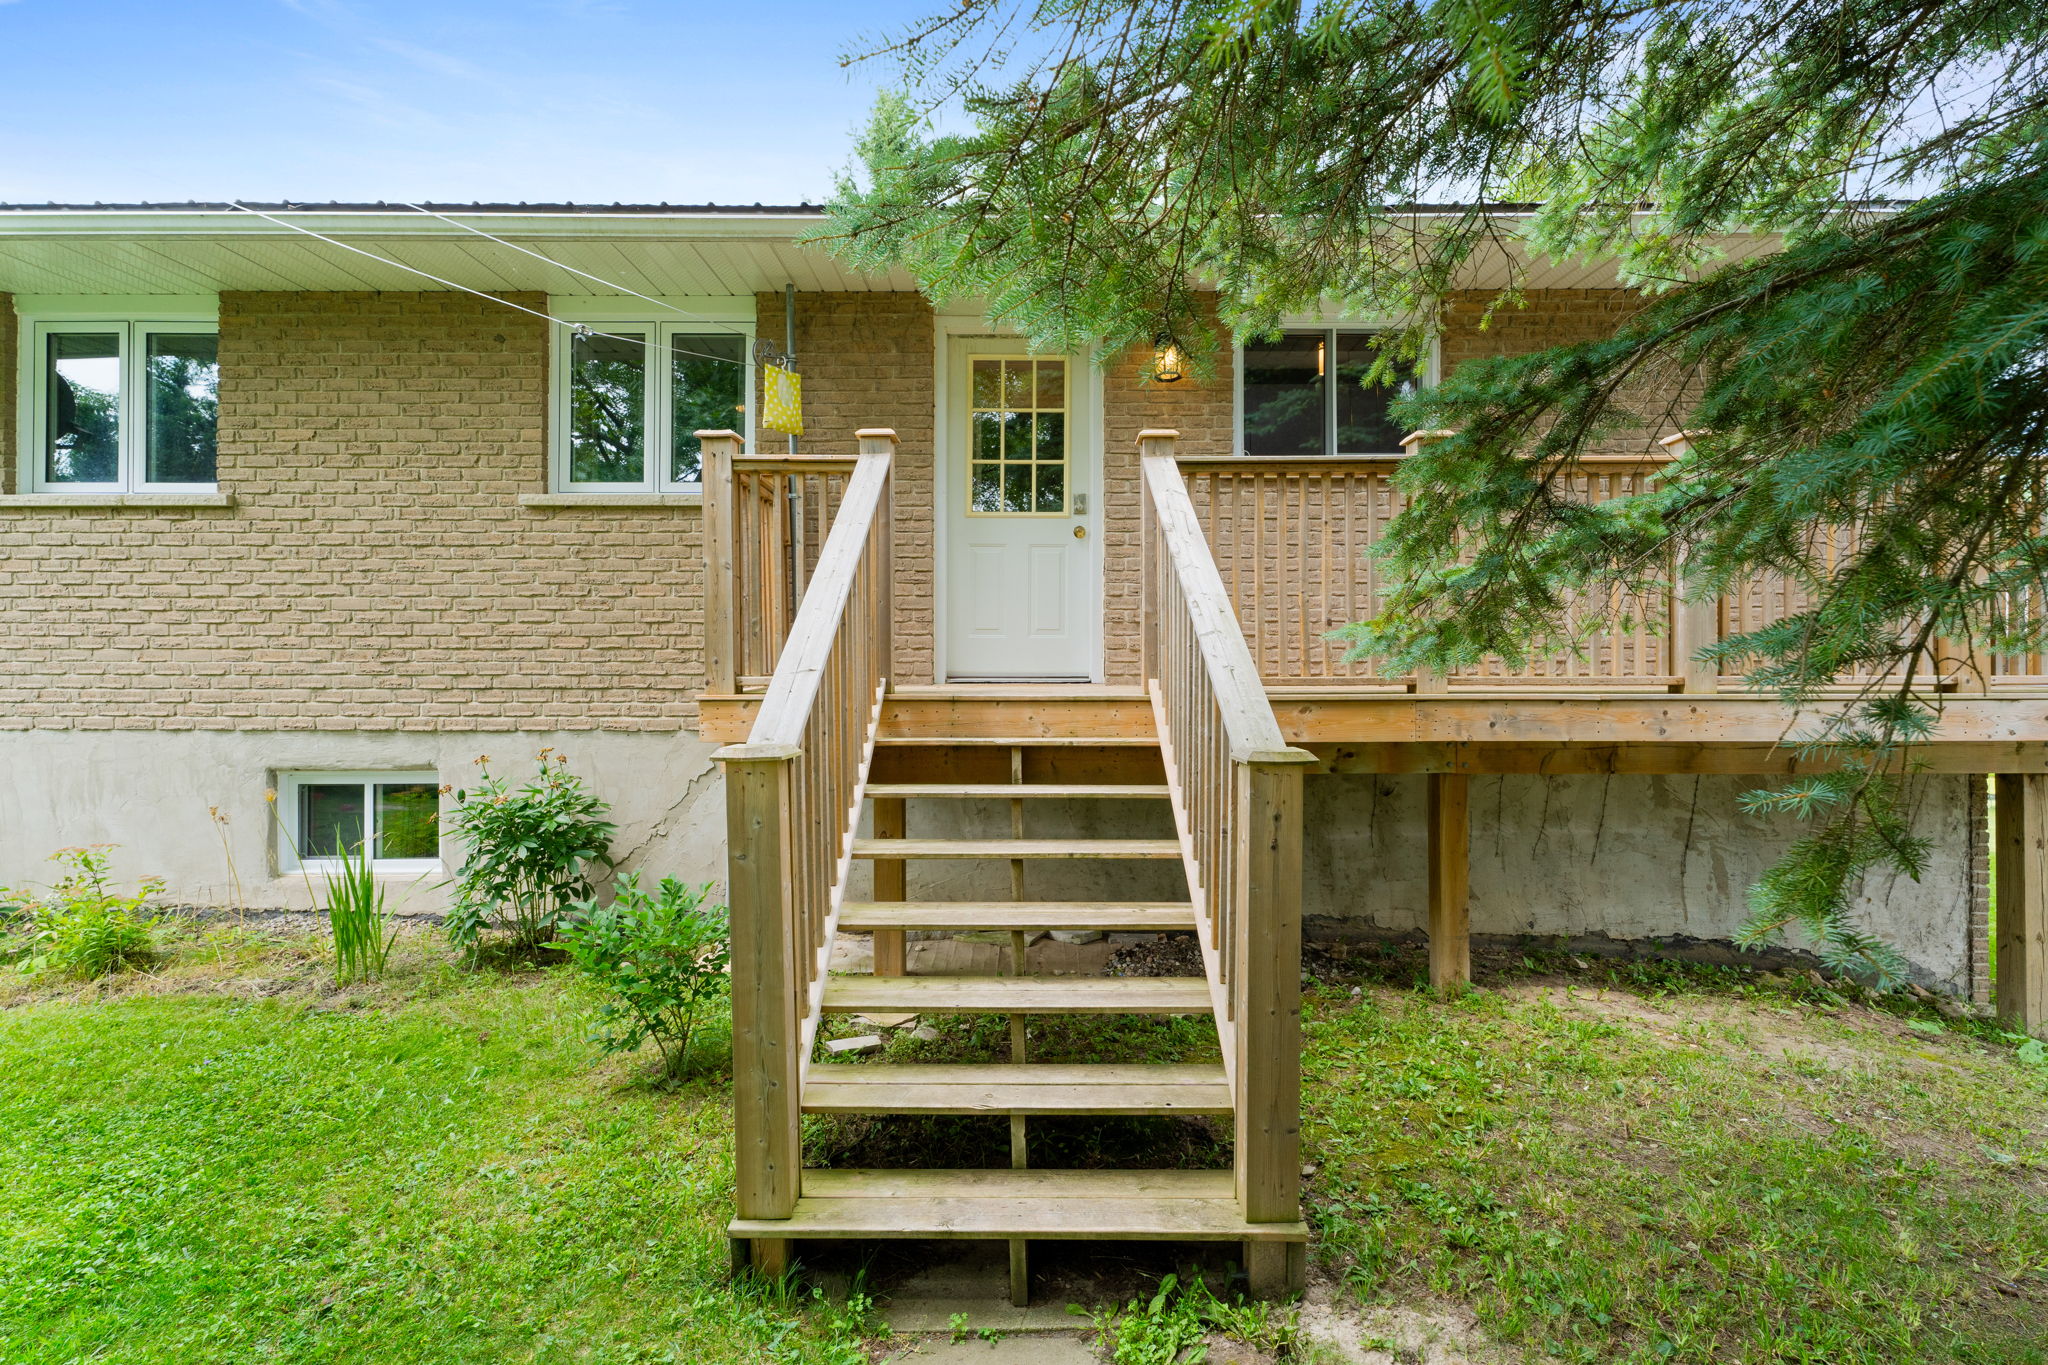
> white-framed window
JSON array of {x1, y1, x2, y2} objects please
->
[
  {"x1": 278, "y1": 770, "x2": 442, "y2": 876},
  {"x1": 549, "y1": 314, "x2": 753, "y2": 492},
  {"x1": 1236, "y1": 327, "x2": 1423, "y2": 457},
  {"x1": 18, "y1": 311, "x2": 220, "y2": 493}
]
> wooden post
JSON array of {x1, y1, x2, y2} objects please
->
[
  {"x1": 1658, "y1": 433, "x2": 1720, "y2": 694},
  {"x1": 870, "y1": 797, "x2": 907, "y2": 975},
  {"x1": 718, "y1": 745, "x2": 803, "y2": 1272},
  {"x1": 1236, "y1": 751, "x2": 1316, "y2": 1298},
  {"x1": 1427, "y1": 772, "x2": 1471, "y2": 990},
  {"x1": 1137, "y1": 430, "x2": 1180, "y2": 680},
  {"x1": 1400, "y1": 430, "x2": 1458, "y2": 695},
  {"x1": 1995, "y1": 774, "x2": 2048, "y2": 1036},
  {"x1": 699, "y1": 430, "x2": 743, "y2": 696}
]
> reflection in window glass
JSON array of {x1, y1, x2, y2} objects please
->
[
  {"x1": 670, "y1": 333, "x2": 747, "y2": 483},
  {"x1": 375, "y1": 783, "x2": 440, "y2": 859},
  {"x1": 146, "y1": 333, "x2": 219, "y2": 484},
  {"x1": 966, "y1": 357, "x2": 1068, "y2": 514},
  {"x1": 300, "y1": 784, "x2": 367, "y2": 859},
  {"x1": 570, "y1": 332, "x2": 647, "y2": 482},
  {"x1": 1241, "y1": 334, "x2": 1325, "y2": 456},
  {"x1": 1333, "y1": 333, "x2": 1407, "y2": 454},
  {"x1": 45, "y1": 333, "x2": 121, "y2": 483},
  {"x1": 1243, "y1": 330, "x2": 1411, "y2": 456}
]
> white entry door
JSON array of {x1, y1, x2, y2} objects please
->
[{"x1": 942, "y1": 339, "x2": 1097, "y2": 680}]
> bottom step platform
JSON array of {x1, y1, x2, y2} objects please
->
[{"x1": 728, "y1": 1169, "x2": 1307, "y2": 1242}]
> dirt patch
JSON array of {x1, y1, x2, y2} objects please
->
[{"x1": 1296, "y1": 1282, "x2": 1533, "y2": 1365}]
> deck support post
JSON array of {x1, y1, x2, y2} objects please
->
[
  {"x1": 1427, "y1": 773, "x2": 1471, "y2": 990},
  {"x1": 1236, "y1": 753, "x2": 1314, "y2": 1298},
  {"x1": 699, "y1": 430, "x2": 743, "y2": 696},
  {"x1": 869, "y1": 797, "x2": 907, "y2": 976},
  {"x1": 719, "y1": 747, "x2": 804, "y2": 1271},
  {"x1": 1995, "y1": 774, "x2": 2048, "y2": 1036}
]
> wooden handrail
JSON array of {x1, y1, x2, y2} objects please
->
[
  {"x1": 1139, "y1": 429, "x2": 1315, "y2": 1294},
  {"x1": 714, "y1": 429, "x2": 896, "y2": 1273}
]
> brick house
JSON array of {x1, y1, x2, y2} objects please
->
[{"x1": 0, "y1": 203, "x2": 2035, "y2": 1291}]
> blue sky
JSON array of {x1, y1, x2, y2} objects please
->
[{"x1": 0, "y1": 0, "x2": 933, "y2": 204}]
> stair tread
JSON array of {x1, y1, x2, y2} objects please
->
[
  {"x1": 804, "y1": 1063, "x2": 1230, "y2": 1115},
  {"x1": 875, "y1": 736, "x2": 1159, "y2": 746},
  {"x1": 853, "y1": 838, "x2": 1182, "y2": 859},
  {"x1": 841, "y1": 901, "x2": 1195, "y2": 931},
  {"x1": 822, "y1": 975, "x2": 1213, "y2": 1014},
  {"x1": 866, "y1": 783, "x2": 1171, "y2": 799},
  {"x1": 729, "y1": 1169, "x2": 1305, "y2": 1241}
]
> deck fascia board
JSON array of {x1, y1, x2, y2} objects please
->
[{"x1": 700, "y1": 688, "x2": 2048, "y2": 766}]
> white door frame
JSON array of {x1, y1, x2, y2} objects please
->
[{"x1": 931, "y1": 312, "x2": 1105, "y2": 683}]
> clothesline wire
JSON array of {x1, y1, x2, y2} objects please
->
[
  {"x1": 224, "y1": 202, "x2": 753, "y2": 369},
  {"x1": 397, "y1": 202, "x2": 756, "y2": 341}
]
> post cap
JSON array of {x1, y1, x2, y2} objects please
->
[
  {"x1": 1398, "y1": 429, "x2": 1458, "y2": 453},
  {"x1": 854, "y1": 428, "x2": 899, "y2": 442},
  {"x1": 1135, "y1": 428, "x2": 1182, "y2": 444},
  {"x1": 694, "y1": 429, "x2": 744, "y2": 442}
]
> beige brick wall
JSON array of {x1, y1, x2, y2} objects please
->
[
  {"x1": 0, "y1": 291, "x2": 706, "y2": 732},
  {"x1": 755, "y1": 291, "x2": 939, "y2": 683},
  {"x1": 1100, "y1": 326, "x2": 1235, "y2": 682}
]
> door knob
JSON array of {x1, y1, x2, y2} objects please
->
[{"x1": 1073, "y1": 524, "x2": 1087, "y2": 539}]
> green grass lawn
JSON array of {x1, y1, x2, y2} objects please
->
[{"x1": 2, "y1": 928, "x2": 2046, "y2": 1363}]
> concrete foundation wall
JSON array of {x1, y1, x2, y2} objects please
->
[
  {"x1": 0, "y1": 734, "x2": 1980, "y2": 993},
  {"x1": 0, "y1": 729, "x2": 724, "y2": 912},
  {"x1": 1305, "y1": 773, "x2": 1979, "y2": 993}
]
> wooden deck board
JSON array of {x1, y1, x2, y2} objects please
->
[
  {"x1": 864, "y1": 783, "x2": 1171, "y2": 799},
  {"x1": 852, "y1": 838, "x2": 1182, "y2": 860},
  {"x1": 821, "y1": 975, "x2": 1213, "y2": 1015},
  {"x1": 839, "y1": 901, "x2": 1196, "y2": 932},
  {"x1": 728, "y1": 1169, "x2": 1306, "y2": 1241},
  {"x1": 803, "y1": 1063, "x2": 1231, "y2": 1115}
]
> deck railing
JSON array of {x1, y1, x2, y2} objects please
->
[
  {"x1": 701, "y1": 434, "x2": 860, "y2": 693},
  {"x1": 1139, "y1": 430, "x2": 1318, "y2": 1294},
  {"x1": 711, "y1": 429, "x2": 895, "y2": 1274},
  {"x1": 1183, "y1": 433, "x2": 2048, "y2": 693}
]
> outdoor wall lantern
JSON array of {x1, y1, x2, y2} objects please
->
[{"x1": 1152, "y1": 337, "x2": 1186, "y2": 383}]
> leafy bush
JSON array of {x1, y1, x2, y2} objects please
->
[
  {"x1": 445, "y1": 751, "x2": 616, "y2": 960},
  {"x1": 3, "y1": 846, "x2": 162, "y2": 979},
  {"x1": 555, "y1": 874, "x2": 730, "y2": 1081},
  {"x1": 324, "y1": 838, "x2": 397, "y2": 984}
]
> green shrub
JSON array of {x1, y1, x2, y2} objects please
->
[
  {"x1": 324, "y1": 838, "x2": 397, "y2": 984},
  {"x1": 5, "y1": 845, "x2": 162, "y2": 979},
  {"x1": 445, "y1": 751, "x2": 616, "y2": 960},
  {"x1": 555, "y1": 873, "x2": 730, "y2": 1081}
]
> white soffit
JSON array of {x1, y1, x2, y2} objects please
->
[
  {"x1": 0, "y1": 208, "x2": 1780, "y2": 298},
  {"x1": 0, "y1": 210, "x2": 917, "y2": 296}
]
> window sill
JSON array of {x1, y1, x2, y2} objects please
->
[
  {"x1": 519, "y1": 492, "x2": 703, "y2": 509},
  {"x1": 0, "y1": 492, "x2": 237, "y2": 509}
]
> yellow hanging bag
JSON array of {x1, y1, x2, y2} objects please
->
[{"x1": 762, "y1": 363, "x2": 804, "y2": 436}]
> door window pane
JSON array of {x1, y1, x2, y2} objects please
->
[
  {"x1": 300, "y1": 784, "x2": 366, "y2": 859},
  {"x1": 967, "y1": 356, "x2": 1070, "y2": 515},
  {"x1": 1242, "y1": 333, "x2": 1326, "y2": 456},
  {"x1": 1333, "y1": 333, "x2": 1407, "y2": 454},
  {"x1": 669, "y1": 333, "x2": 746, "y2": 484},
  {"x1": 569, "y1": 332, "x2": 647, "y2": 482},
  {"x1": 145, "y1": 333, "x2": 219, "y2": 484},
  {"x1": 45, "y1": 333, "x2": 121, "y2": 483},
  {"x1": 375, "y1": 783, "x2": 440, "y2": 859}
]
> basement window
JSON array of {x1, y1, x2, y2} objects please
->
[
  {"x1": 552, "y1": 324, "x2": 750, "y2": 491},
  {"x1": 1239, "y1": 329, "x2": 1411, "y2": 457},
  {"x1": 22, "y1": 319, "x2": 219, "y2": 492},
  {"x1": 278, "y1": 770, "x2": 442, "y2": 875}
]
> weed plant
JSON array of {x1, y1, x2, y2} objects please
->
[{"x1": 323, "y1": 839, "x2": 397, "y2": 985}]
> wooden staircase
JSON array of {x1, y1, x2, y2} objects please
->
[{"x1": 703, "y1": 429, "x2": 1314, "y2": 1302}]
